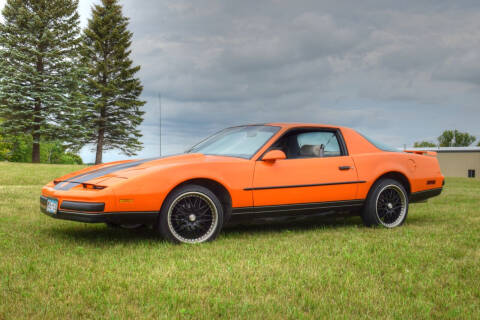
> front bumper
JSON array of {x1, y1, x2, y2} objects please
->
[{"x1": 40, "y1": 196, "x2": 158, "y2": 225}]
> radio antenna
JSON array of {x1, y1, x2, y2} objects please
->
[{"x1": 158, "y1": 92, "x2": 162, "y2": 156}]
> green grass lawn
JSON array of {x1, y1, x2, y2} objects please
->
[{"x1": 0, "y1": 162, "x2": 479, "y2": 319}]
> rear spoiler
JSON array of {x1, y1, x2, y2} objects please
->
[{"x1": 404, "y1": 150, "x2": 437, "y2": 157}]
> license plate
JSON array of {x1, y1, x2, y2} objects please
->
[{"x1": 46, "y1": 199, "x2": 58, "y2": 214}]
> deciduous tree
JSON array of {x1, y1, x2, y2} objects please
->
[
  {"x1": 414, "y1": 141, "x2": 436, "y2": 148},
  {"x1": 438, "y1": 130, "x2": 476, "y2": 147}
]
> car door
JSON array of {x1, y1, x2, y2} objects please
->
[{"x1": 251, "y1": 129, "x2": 360, "y2": 207}]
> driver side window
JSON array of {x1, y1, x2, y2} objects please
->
[
  {"x1": 271, "y1": 130, "x2": 343, "y2": 159},
  {"x1": 297, "y1": 132, "x2": 341, "y2": 158}
]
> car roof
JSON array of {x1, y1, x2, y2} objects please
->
[{"x1": 264, "y1": 122, "x2": 343, "y2": 130}]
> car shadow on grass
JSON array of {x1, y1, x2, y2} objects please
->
[
  {"x1": 223, "y1": 214, "x2": 363, "y2": 237},
  {"x1": 44, "y1": 214, "x2": 364, "y2": 245},
  {"x1": 44, "y1": 224, "x2": 161, "y2": 245}
]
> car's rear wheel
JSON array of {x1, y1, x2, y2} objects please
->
[
  {"x1": 157, "y1": 184, "x2": 224, "y2": 243},
  {"x1": 362, "y1": 178, "x2": 409, "y2": 228}
]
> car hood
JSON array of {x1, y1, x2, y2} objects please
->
[{"x1": 52, "y1": 153, "x2": 245, "y2": 190}]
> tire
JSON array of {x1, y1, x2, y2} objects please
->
[
  {"x1": 157, "y1": 184, "x2": 224, "y2": 244},
  {"x1": 362, "y1": 178, "x2": 409, "y2": 228}
]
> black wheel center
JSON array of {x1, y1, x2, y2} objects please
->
[
  {"x1": 377, "y1": 188, "x2": 404, "y2": 224},
  {"x1": 170, "y1": 195, "x2": 214, "y2": 240}
]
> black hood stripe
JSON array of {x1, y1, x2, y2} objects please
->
[{"x1": 54, "y1": 157, "x2": 163, "y2": 191}]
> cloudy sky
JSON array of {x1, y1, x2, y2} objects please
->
[{"x1": 2, "y1": 0, "x2": 480, "y2": 162}]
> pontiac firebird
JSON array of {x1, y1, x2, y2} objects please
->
[{"x1": 40, "y1": 123, "x2": 444, "y2": 243}]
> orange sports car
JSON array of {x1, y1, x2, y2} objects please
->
[{"x1": 41, "y1": 123, "x2": 444, "y2": 243}]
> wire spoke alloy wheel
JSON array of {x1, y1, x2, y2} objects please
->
[
  {"x1": 167, "y1": 192, "x2": 218, "y2": 243},
  {"x1": 375, "y1": 184, "x2": 407, "y2": 228}
]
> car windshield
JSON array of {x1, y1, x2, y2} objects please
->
[{"x1": 187, "y1": 125, "x2": 280, "y2": 159}]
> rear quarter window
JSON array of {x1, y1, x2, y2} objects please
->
[{"x1": 358, "y1": 132, "x2": 398, "y2": 152}]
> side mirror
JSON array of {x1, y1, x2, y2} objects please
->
[{"x1": 262, "y1": 150, "x2": 286, "y2": 162}]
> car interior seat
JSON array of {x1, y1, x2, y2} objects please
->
[{"x1": 298, "y1": 144, "x2": 325, "y2": 158}]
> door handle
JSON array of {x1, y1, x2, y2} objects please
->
[{"x1": 339, "y1": 166, "x2": 351, "y2": 171}]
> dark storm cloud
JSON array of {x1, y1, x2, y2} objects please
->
[{"x1": 75, "y1": 0, "x2": 480, "y2": 162}]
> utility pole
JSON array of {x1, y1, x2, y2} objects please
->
[{"x1": 158, "y1": 92, "x2": 162, "y2": 156}]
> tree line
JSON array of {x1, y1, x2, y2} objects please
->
[
  {"x1": 414, "y1": 130, "x2": 479, "y2": 148},
  {"x1": 0, "y1": 0, "x2": 145, "y2": 165}
]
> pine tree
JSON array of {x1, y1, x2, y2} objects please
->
[
  {"x1": 82, "y1": 0, "x2": 145, "y2": 164},
  {"x1": 0, "y1": 0, "x2": 85, "y2": 163}
]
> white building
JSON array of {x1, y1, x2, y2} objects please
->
[{"x1": 407, "y1": 147, "x2": 480, "y2": 179}]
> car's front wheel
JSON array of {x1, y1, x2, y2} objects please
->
[
  {"x1": 157, "y1": 184, "x2": 224, "y2": 243},
  {"x1": 362, "y1": 178, "x2": 409, "y2": 228}
]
